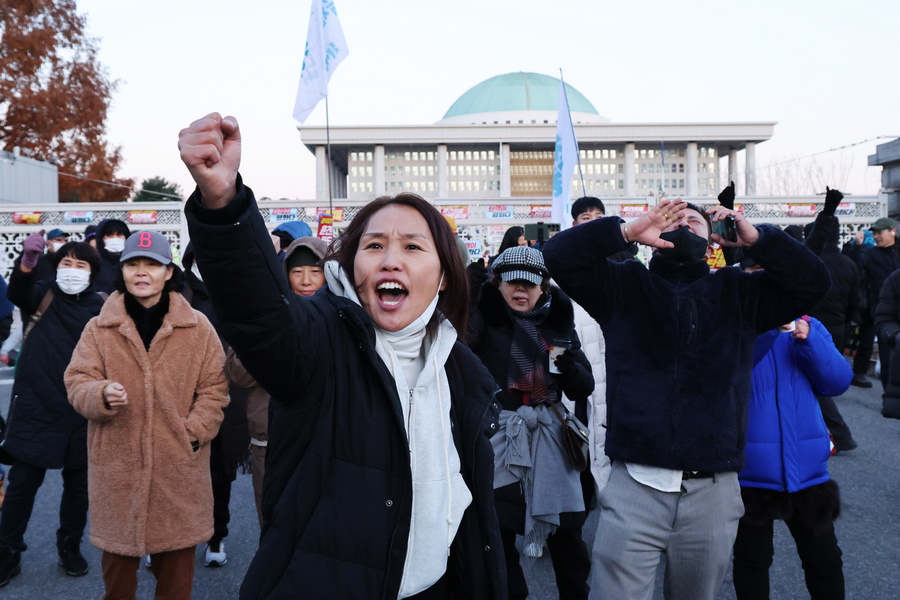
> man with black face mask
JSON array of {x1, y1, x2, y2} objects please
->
[{"x1": 543, "y1": 196, "x2": 830, "y2": 600}]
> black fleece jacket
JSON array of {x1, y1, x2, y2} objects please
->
[{"x1": 543, "y1": 217, "x2": 830, "y2": 473}]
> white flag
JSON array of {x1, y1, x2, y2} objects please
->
[
  {"x1": 293, "y1": 0, "x2": 349, "y2": 123},
  {"x1": 551, "y1": 80, "x2": 578, "y2": 230}
]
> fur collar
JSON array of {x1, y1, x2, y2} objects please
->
[
  {"x1": 477, "y1": 283, "x2": 574, "y2": 333},
  {"x1": 96, "y1": 291, "x2": 199, "y2": 329}
]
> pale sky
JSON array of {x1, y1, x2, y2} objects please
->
[{"x1": 77, "y1": 0, "x2": 898, "y2": 200}]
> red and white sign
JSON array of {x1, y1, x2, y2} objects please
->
[
  {"x1": 440, "y1": 206, "x2": 468, "y2": 221},
  {"x1": 530, "y1": 205, "x2": 552, "y2": 219},
  {"x1": 835, "y1": 202, "x2": 855, "y2": 216},
  {"x1": 787, "y1": 204, "x2": 817, "y2": 218},
  {"x1": 317, "y1": 214, "x2": 334, "y2": 244},
  {"x1": 620, "y1": 205, "x2": 649, "y2": 219},
  {"x1": 127, "y1": 211, "x2": 158, "y2": 225}
]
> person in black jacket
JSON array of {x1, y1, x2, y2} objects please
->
[
  {"x1": 179, "y1": 112, "x2": 507, "y2": 600},
  {"x1": 469, "y1": 246, "x2": 593, "y2": 600},
  {"x1": 844, "y1": 216, "x2": 900, "y2": 388},
  {"x1": 543, "y1": 196, "x2": 830, "y2": 600},
  {"x1": 874, "y1": 270, "x2": 900, "y2": 418},
  {"x1": 803, "y1": 188, "x2": 860, "y2": 452},
  {"x1": 0, "y1": 241, "x2": 105, "y2": 587}
]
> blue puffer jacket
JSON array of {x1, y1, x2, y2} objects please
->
[{"x1": 739, "y1": 318, "x2": 852, "y2": 493}]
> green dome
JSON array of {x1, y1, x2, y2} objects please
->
[{"x1": 442, "y1": 72, "x2": 598, "y2": 120}]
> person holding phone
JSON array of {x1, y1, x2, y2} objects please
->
[
  {"x1": 468, "y1": 245, "x2": 594, "y2": 600},
  {"x1": 733, "y1": 316, "x2": 850, "y2": 599}
]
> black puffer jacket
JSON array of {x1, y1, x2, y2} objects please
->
[
  {"x1": 469, "y1": 283, "x2": 593, "y2": 412},
  {"x1": 846, "y1": 241, "x2": 900, "y2": 319},
  {"x1": 1, "y1": 268, "x2": 104, "y2": 469},
  {"x1": 185, "y1": 181, "x2": 507, "y2": 600}
]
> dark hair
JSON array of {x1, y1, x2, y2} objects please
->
[
  {"x1": 53, "y1": 241, "x2": 101, "y2": 282},
  {"x1": 327, "y1": 193, "x2": 469, "y2": 338},
  {"x1": 114, "y1": 261, "x2": 184, "y2": 296},
  {"x1": 684, "y1": 202, "x2": 713, "y2": 241},
  {"x1": 498, "y1": 226, "x2": 525, "y2": 254},
  {"x1": 97, "y1": 218, "x2": 131, "y2": 241},
  {"x1": 571, "y1": 196, "x2": 606, "y2": 220},
  {"x1": 784, "y1": 224, "x2": 804, "y2": 242}
]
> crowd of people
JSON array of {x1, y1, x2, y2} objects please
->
[{"x1": 0, "y1": 111, "x2": 893, "y2": 599}]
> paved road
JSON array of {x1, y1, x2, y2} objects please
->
[{"x1": 0, "y1": 363, "x2": 898, "y2": 599}]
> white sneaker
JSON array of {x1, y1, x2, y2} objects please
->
[
  {"x1": 523, "y1": 542, "x2": 543, "y2": 558},
  {"x1": 204, "y1": 541, "x2": 227, "y2": 567}
]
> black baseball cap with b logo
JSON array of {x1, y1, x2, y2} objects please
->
[{"x1": 120, "y1": 231, "x2": 173, "y2": 265}]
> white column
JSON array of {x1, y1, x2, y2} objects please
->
[
  {"x1": 728, "y1": 149, "x2": 738, "y2": 187},
  {"x1": 437, "y1": 144, "x2": 448, "y2": 197},
  {"x1": 624, "y1": 142, "x2": 636, "y2": 196},
  {"x1": 500, "y1": 144, "x2": 511, "y2": 198},
  {"x1": 315, "y1": 146, "x2": 328, "y2": 203},
  {"x1": 373, "y1": 145, "x2": 385, "y2": 196},
  {"x1": 686, "y1": 142, "x2": 698, "y2": 197},
  {"x1": 745, "y1": 142, "x2": 757, "y2": 196}
]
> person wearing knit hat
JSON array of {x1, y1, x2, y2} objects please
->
[{"x1": 283, "y1": 236, "x2": 328, "y2": 297}]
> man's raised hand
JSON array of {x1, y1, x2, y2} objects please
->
[
  {"x1": 178, "y1": 113, "x2": 241, "y2": 209},
  {"x1": 621, "y1": 199, "x2": 688, "y2": 248}
]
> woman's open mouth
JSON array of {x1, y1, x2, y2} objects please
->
[{"x1": 376, "y1": 281, "x2": 408, "y2": 308}]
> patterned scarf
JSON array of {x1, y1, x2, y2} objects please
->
[{"x1": 506, "y1": 294, "x2": 557, "y2": 405}]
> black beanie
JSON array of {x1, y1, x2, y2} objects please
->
[{"x1": 286, "y1": 247, "x2": 319, "y2": 271}]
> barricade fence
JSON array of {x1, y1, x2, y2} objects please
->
[{"x1": 0, "y1": 194, "x2": 885, "y2": 279}]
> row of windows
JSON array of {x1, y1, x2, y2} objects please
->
[
  {"x1": 638, "y1": 179, "x2": 686, "y2": 189},
  {"x1": 449, "y1": 150, "x2": 496, "y2": 162},
  {"x1": 450, "y1": 164, "x2": 499, "y2": 177},
  {"x1": 581, "y1": 149, "x2": 618, "y2": 160},
  {"x1": 511, "y1": 151, "x2": 554, "y2": 161},
  {"x1": 586, "y1": 163, "x2": 625, "y2": 175},
  {"x1": 351, "y1": 147, "x2": 718, "y2": 165},
  {"x1": 388, "y1": 165, "x2": 436, "y2": 177},
  {"x1": 510, "y1": 164, "x2": 553, "y2": 176},
  {"x1": 449, "y1": 180, "x2": 499, "y2": 192},
  {"x1": 349, "y1": 151, "x2": 374, "y2": 163},
  {"x1": 584, "y1": 179, "x2": 625, "y2": 191},
  {"x1": 350, "y1": 181, "x2": 375, "y2": 193},
  {"x1": 387, "y1": 180, "x2": 437, "y2": 192},
  {"x1": 634, "y1": 147, "x2": 717, "y2": 159},
  {"x1": 385, "y1": 151, "x2": 436, "y2": 163}
]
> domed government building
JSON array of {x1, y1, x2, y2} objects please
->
[{"x1": 299, "y1": 72, "x2": 774, "y2": 208}]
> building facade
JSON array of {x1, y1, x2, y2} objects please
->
[{"x1": 300, "y1": 72, "x2": 775, "y2": 205}]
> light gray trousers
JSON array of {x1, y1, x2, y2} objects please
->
[{"x1": 589, "y1": 461, "x2": 744, "y2": 600}]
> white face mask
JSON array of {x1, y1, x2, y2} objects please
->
[
  {"x1": 56, "y1": 268, "x2": 91, "y2": 295},
  {"x1": 51, "y1": 241, "x2": 66, "y2": 253},
  {"x1": 104, "y1": 238, "x2": 125, "y2": 253}
]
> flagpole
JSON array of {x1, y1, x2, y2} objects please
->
[
  {"x1": 325, "y1": 96, "x2": 333, "y2": 214},
  {"x1": 559, "y1": 69, "x2": 587, "y2": 199}
]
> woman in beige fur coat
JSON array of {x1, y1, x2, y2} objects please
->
[{"x1": 65, "y1": 231, "x2": 228, "y2": 600}]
